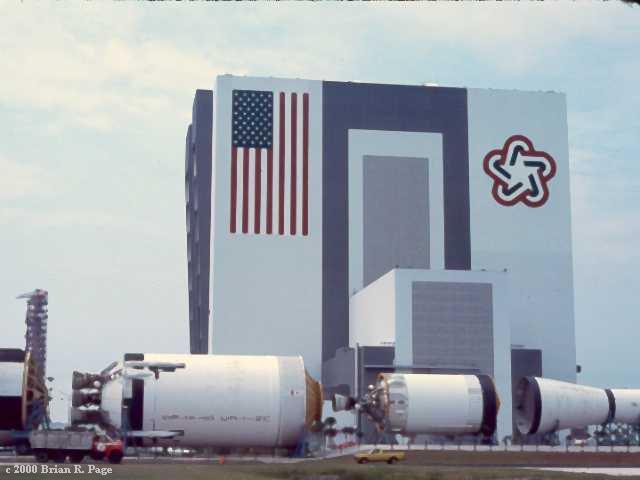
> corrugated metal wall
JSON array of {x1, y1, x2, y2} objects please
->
[{"x1": 412, "y1": 281, "x2": 494, "y2": 374}]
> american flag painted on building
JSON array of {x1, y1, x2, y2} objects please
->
[{"x1": 229, "y1": 89, "x2": 310, "y2": 236}]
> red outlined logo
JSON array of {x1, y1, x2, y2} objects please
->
[{"x1": 483, "y1": 135, "x2": 557, "y2": 208}]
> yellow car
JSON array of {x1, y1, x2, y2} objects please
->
[{"x1": 354, "y1": 448, "x2": 406, "y2": 464}]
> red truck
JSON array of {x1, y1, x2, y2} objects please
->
[{"x1": 29, "y1": 430, "x2": 123, "y2": 464}]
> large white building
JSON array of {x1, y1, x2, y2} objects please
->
[{"x1": 184, "y1": 75, "x2": 576, "y2": 441}]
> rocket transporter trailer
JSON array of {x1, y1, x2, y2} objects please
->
[{"x1": 29, "y1": 429, "x2": 123, "y2": 464}]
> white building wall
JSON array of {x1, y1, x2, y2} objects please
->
[
  {"x1": 349, "y1": 270, "x2": 397, "y2": 348},
  {"x1": 210, "y1": 75, "x2": 324, "y2": 379},
  {"x1": 467, "y1": 89, "x2": 576, "y2": 383}
]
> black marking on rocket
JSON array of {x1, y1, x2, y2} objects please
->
[
  {"x1": 0, "y1": 397, "x2": 22, "y2": 430},
  {"x1": 124, "y1": 353, "x2": 145, "y2": 362},
  {"x1": 0, "y1": 349, "x2": 25, "y2": 363},
  {"x1": 130, "y1": 378, "x2": 145, "y2": 446},
  {"x1": 477, "y1": 374, "x2": 498, "y2": 438},
  {"x1": 605, "y1": 388, "x2": 616, "y2": 424},
  {"x1": 525, "y1": 376, "x2": 543, "y2": 435},
  {"x1": 0, "y1": 349, "x2": 26, "y2": 430}
]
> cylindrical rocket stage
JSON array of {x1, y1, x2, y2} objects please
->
[
  {"x1": 0, "y1": 350, "x2": 26, "y2": 446},
  {"x1": 99, "y1": 354, "x2": 322, "y2": 448},
  {"x1": 609, "y1": 389, "x2": 640, "y2": 426},
  {"x1": 514, "y1": 377, "x2": 640, "y2": 435},
  {"x1": 366, "y1": 373, "x2": 500, "y2": 437}
]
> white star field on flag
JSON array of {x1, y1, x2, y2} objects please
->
[{"x1": 232, "y1": 90, "x2": 274, "y2": 149}]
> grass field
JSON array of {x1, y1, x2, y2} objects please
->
[
  {"x1": 0, "y1": 463, "x2": 624, "y2": 480},
  {"x1": 2, "y1": 457, "x2": 640, "y2": 480}
]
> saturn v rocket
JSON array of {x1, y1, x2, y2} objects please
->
[{"x1": 68, "y1": 352, "x2": 640, "y2": 449}]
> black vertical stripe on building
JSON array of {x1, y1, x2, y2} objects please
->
[
  {"x1": 185, "y1": 89, "x2": 213, "y2": 354},
  {"x1": 321, "y1": 81, "x2": 471, "y2": 377},
  {"x1": 185, "y1": 123, "x2": 196, "y2": 353}
]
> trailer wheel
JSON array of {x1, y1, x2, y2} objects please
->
[
  {"x1": 51, "y1": 450, "x2": 67, "y2": 463},
  {"x1": 90, "y1": 451, "x2": 104, "y2": 461},
  {"x1": 15, "y1": 442, "x2": 31, "y2": 455},
  {"x1": 69, "y1": 453, "x2": 85, "y2": 463},
  {"x1": 34, "y1": 451, "x2": 48, "y2": 463},
  {"x1": 107, "y1": 451, "x2": 123, "y2": 464}
]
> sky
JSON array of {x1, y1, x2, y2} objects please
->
[{"x1": 0, "y1": 3, "x2": 638, "y2": 421}]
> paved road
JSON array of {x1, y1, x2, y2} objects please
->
[{"x1": 534, "y1": 468, "x2": 640, "y2": 477}]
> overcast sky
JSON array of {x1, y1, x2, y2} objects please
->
[{"x1": 1, "y1": 3, "x2": 638, "y2": 421}]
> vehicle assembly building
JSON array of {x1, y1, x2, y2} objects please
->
[{"x1": 184, "y1": 75, "x2": 576, "y2": 441}]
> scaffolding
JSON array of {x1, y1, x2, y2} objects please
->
[
  {"x1": 17, "y1": 289, "x2": 48, "y2": 384},
  {"x1": 17, "y1": 289, "x2": 50, "y2": 430}
]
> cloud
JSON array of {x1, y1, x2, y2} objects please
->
[
  {"x1": 0, "y1": 155, "x2": 52, "y2": 200},
  {"x1": 318, "y1": 3, "x2": 638, "y2": 75},
  {"x1": 2, "y1": 3, "x2": 636, "y2": 135},
  {"x1": 571, "y1": 157, "x2": 640, "y2": 265},
  {"x1": 0, "y1": 6, "x2": 228, "y2": 132}
]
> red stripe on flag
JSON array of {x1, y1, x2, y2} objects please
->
[
  {"x1": 302, "y1": 93, "x2": 309, "y2": 236},
  {"x1": 278, "y1": 92, "x2": 285, "y2": 235},
  {"x1": 242, "y1": 148, "x2": 249, "y2": 234},
  {"x1": 254, "y1": 149, "x2": 261, "y2": 234},
  {"x1": 266, "y1": 149, "x2": 273, "y2": 235},
  {"x1": 230, "y1": 147, "x2": 238, "y2": 233},
  {"x1": 290, "y1": 93, "x2": 297, "y2": 235}
]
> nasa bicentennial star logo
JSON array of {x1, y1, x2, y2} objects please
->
[{"x1": 483, "y1": 135, "x2": 557, "y2": 208}]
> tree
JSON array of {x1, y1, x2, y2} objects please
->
[
  {"x1": 323, "y1": 417, "x2": 337, "y2": 428},
  {"x1": 342, "y1": 426, "x2": 356, "y2": 436},
  {"x1": 324, "y1": 427, "x2": 338, "y2": 449},
  {"x1": 309, "y1": 420, "x2": 324, "y2": 433}
]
